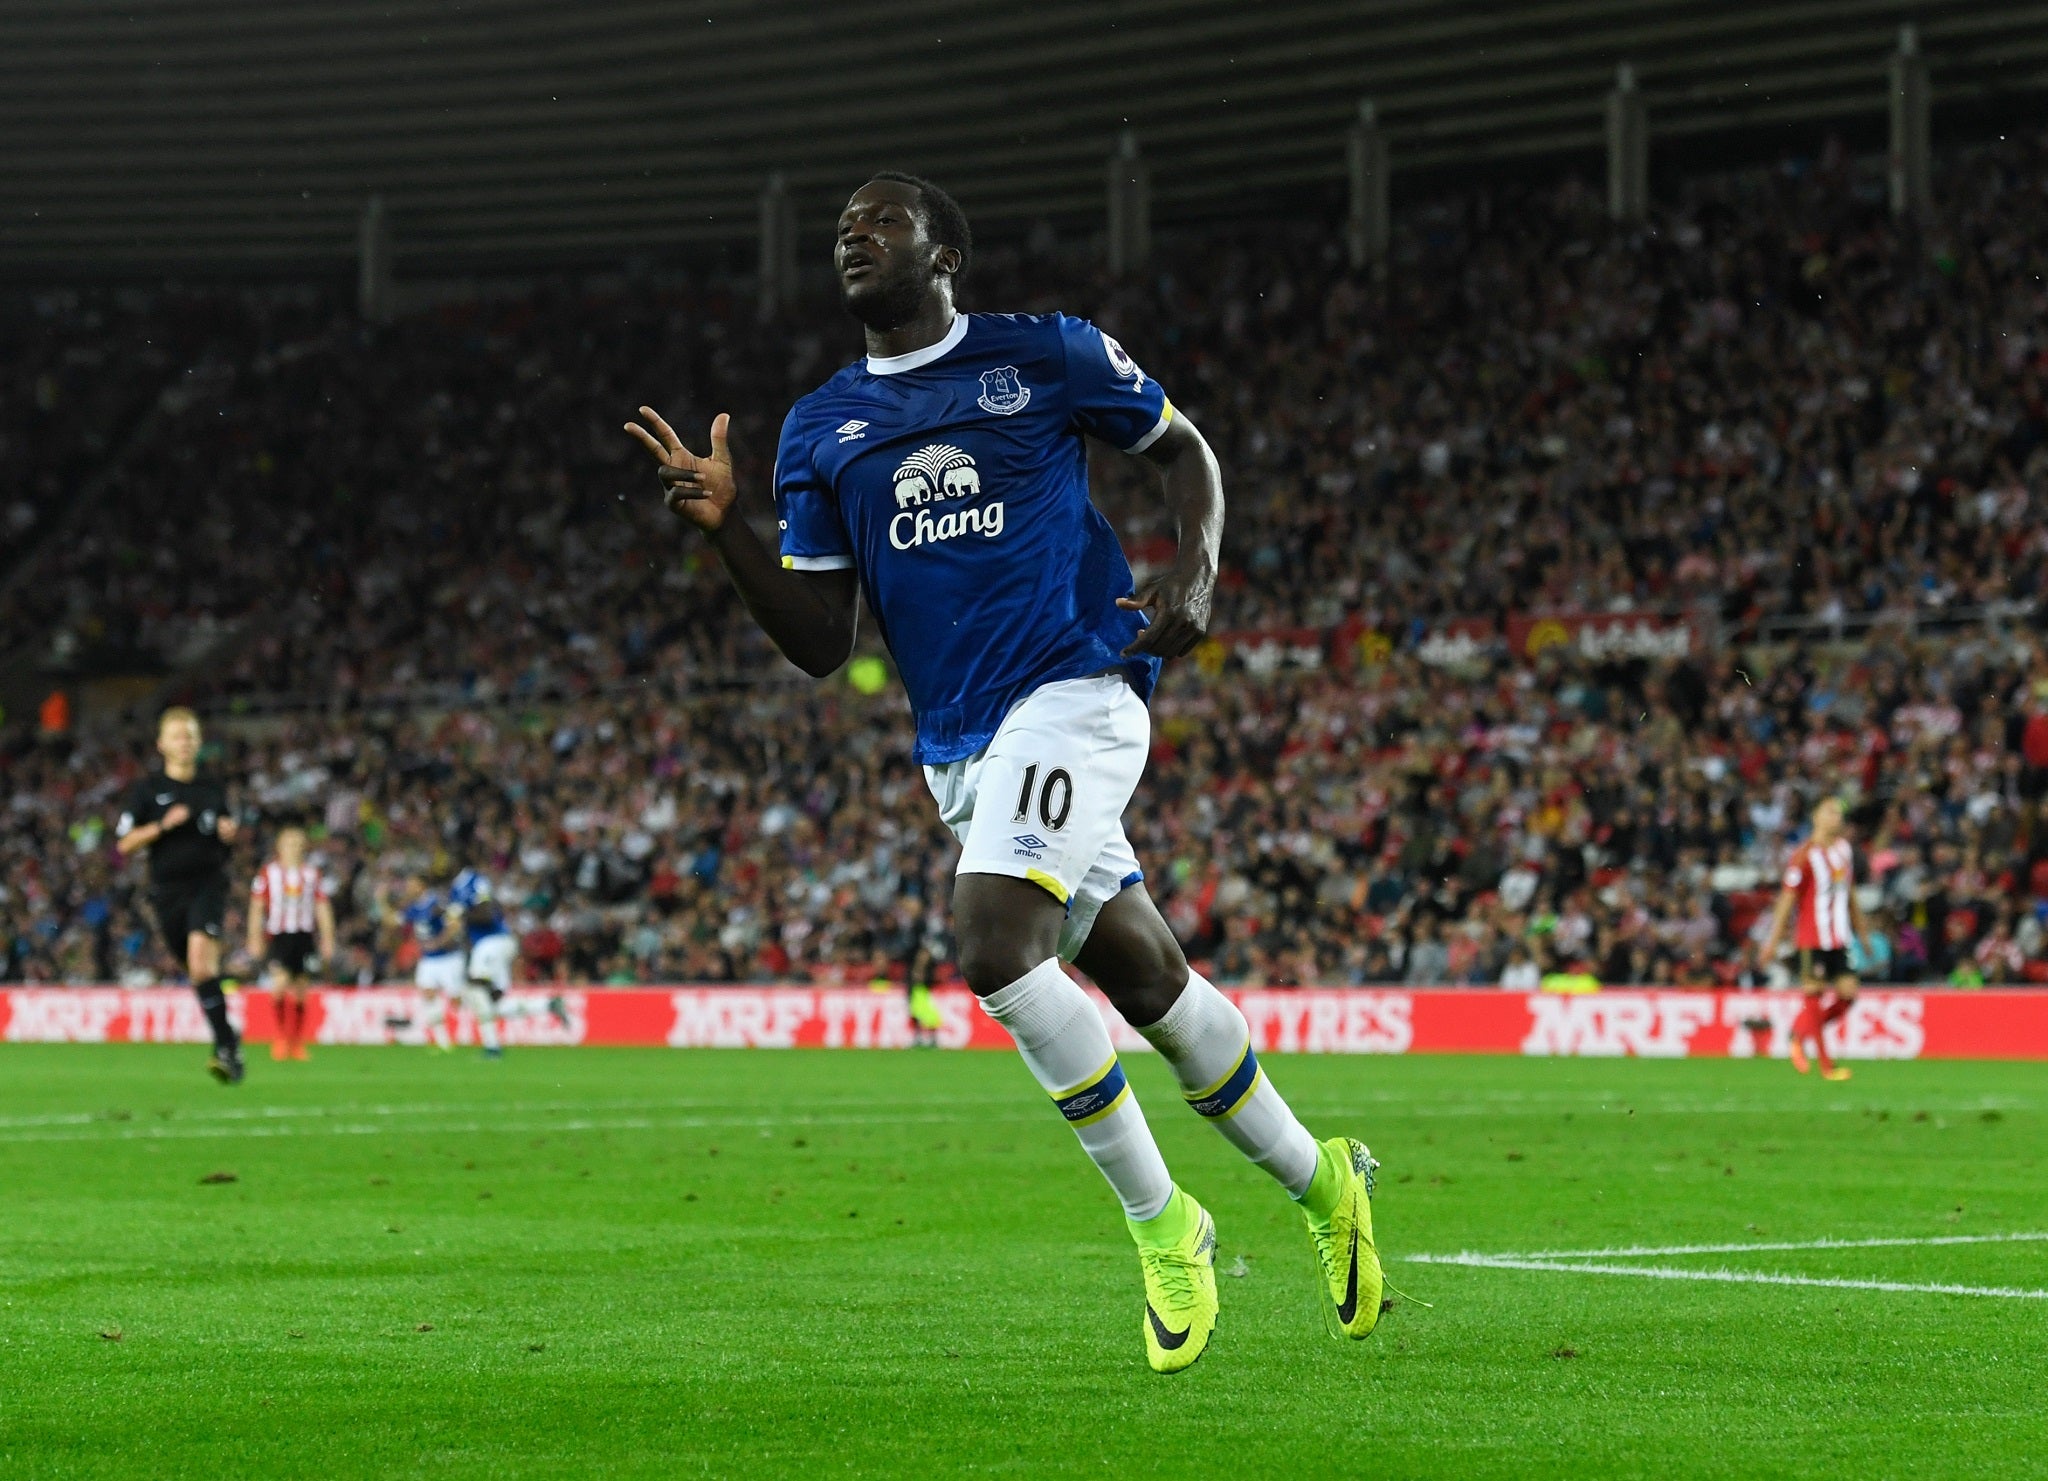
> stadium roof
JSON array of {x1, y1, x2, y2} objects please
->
[{"x1": 3, "y1": 0, "x2": 2043, "y2": 277}]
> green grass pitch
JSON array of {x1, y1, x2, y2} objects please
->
[{"x1": 3, "y1": 1045, "x2": 2045, "y2": 1479}]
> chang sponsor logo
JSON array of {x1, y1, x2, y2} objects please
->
[
  {"x1": 890, "y1": 502, "x2": 1005, "y2": 550},
  {"x1": 888, "y1": 443, "x2": 1004, "y2": 551}
]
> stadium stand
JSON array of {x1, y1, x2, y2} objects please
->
[{"x1": 3, "y1": 131, "x2": 2046, "y2": 990}]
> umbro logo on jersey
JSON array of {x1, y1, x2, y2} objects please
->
[
  {"x1": 835, "y1": 420, "x2": 869, "y2": 442},
  {"x1": 976, "y1": 366, "x2": 1031, "y2": 416}
]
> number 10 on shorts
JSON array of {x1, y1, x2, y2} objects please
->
[{"x1": 1013, "y1": 764, "x2": 1074, "y2": 831}]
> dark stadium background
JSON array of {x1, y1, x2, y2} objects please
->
[{"x1": 5, "y1": 0, "x2": 2048, "y2": 1000}]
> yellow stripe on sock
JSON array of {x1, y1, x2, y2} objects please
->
[
  {"x1": 1053, "y1": 1053, "x2": 1118, "y2": 1103},
  {"x1": 1065, "y1": 1081, "x2": 1131, "y2": 1128},
  {"x1": 1184, "y1": 1039, "x2": 1253, "y2": 1105},
  {"x1": 1209, "y1": 1067, "x2": 1264, "y2": 1121}
]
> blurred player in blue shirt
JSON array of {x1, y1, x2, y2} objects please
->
[
  {"x1": 448, "y1": 867, "x2": 567, "y2": 1059},
  {"x1": 397, "y1": 876, "x2": 463, "y2": 1051}
]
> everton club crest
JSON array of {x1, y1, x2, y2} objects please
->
[{"x1": 977, "y1": 366, "x2": 1032, "y2": 416}]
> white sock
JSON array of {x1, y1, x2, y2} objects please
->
[
  {"x1": 982, "y1": 958, "x2": 1174, "y2": 1221},
  {"x1": 467, "y1": 986, "x2": 502, "y2": 1050},
  {"x1": 423, "y1": 991, "x2": 452, "y2": 1049},
  {"x1": 1136, "y1": 970, "x2": 1319, "y2": 1197}
]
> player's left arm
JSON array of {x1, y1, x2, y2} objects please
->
[
  {"x1": 316, "y1": 898, "x2": 338, "y2": 964},
  {"x1": 1118, "y1": 413, "x2": 1223, "y2": 660},
  {"x1": 1846, "y1": 872, "x2": 1874, "y2": 961},
  {"x1": 246, "y1": 879, "x2": 267, "y2": 962}
]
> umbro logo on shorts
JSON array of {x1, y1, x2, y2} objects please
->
[{"x1": 1012, "y1": 834, "x2": 1048, "y2": 851}]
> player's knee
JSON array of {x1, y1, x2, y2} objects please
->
[
  {"x1": 1122, "y1": 932, "x2": 1190, "y2": 1024},
  {"x1": 1073, "y1": 891, "x2": 1188, "y2": 1025},
  {"x1": 956, "y1": 936, "x2": 1045, "y2": 997},
  {"x1": 951, "y1": 875, "x2": 1064, "y2": 996}
]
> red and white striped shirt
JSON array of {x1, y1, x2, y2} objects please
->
[
  {"x1": 251, "y1": 862, "x2": 329, "y2": 936},
  {"x1": 1782, "y1": 838, "x2": 1856, "y2": 951}
]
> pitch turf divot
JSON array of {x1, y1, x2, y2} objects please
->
[{"x1": 1406, "y1": 1231, "x2": 2048, "y2": 1301}]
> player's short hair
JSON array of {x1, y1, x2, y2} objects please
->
[
  {"x1": 867, "y1": 171, "x2": 972, "y2": 285},
  {"x1": 158, "y1": 705, "x2": 200, "y2": 737}
]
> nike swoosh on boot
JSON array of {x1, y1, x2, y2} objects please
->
[
  {"x1": 1335, "y1": 1228, "x2": 1360, "y2": 1325},
  {"x1": 1146, "y1": 1303, "x2": 1191, "y2": 1351}
]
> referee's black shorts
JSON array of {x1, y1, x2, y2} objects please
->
[
  {"x1": 149, "y1": 873, "x2": 227, "y2": 961},
  {"x1": 1797, "y1": 946, "x2": 1856, "y2": 983},
  {"x1": 267, "y1": 931, "x2": 318, "y2": 977}
]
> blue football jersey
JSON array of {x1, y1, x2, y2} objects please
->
[
  {"x1": 403, "y1": 892, "x2": 457, "y2": 954},
  {"x1": 449, "y1": 869, "x2": 507, "y2": 943},
  {"x1": 774, "y1": 312, "x2": 1173, "y2": 764}
]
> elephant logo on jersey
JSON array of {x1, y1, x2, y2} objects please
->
[
  {"x1": 892, "y1": 443, "x2": 981, "y2": 509},
  {"x1": 976, "y1": 366, "x2": 1032, "y2": 416}
]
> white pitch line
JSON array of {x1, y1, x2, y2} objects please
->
[
  {"x1": 1287, "y1": 1096, "x2": 2039, "y2": 1119},
  {"x1": 1404, "y1": 1252, "x2": 2048, "y2": 1301},
  {"x1": 1480, "y1": 1231, "x2": 2048, "y2": 1260},
  {"x1": 0, "y1": 1109, "x2": 991, "y2": 1146},
  {"x1": 0, "y1": 1093, "x2": 1020, "y2": 1132}
]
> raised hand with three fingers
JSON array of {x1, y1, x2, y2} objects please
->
[{"x1": 624, "y1": 407, "x2": 737, "y2": 532}]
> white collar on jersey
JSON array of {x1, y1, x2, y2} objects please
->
[{"x1": 864, "y1": 313, "x2": 967, "y2": 376}]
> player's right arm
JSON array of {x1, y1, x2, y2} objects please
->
[
  {"x1": 1757, "y1": 858, "x2": 1802, "y2": 965},
  {"x1": 624, "y1": 407, "x2": 859, "y2": 677},
  {"x1": 1756, "y1": 890, "x2": 1794, "y2": 965},
  {"x1": 114, "y1": 790, "x2": 189, "y2": 856}
]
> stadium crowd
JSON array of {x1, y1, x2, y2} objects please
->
[
  {"x1": 8, "y1": 629, "x2": 2048, "y2": 990},
  {"x1": 4, "y1": 129, "x2": 2048, "y2": 989}
]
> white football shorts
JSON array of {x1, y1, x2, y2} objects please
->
[
  {"x1": 415, "y1": 949, "x2": 466, "y2": 994},
  {"x1": 923, "y1": 673, "x2": 1148, "y2": 963},
  {"x1": 467, "y1": 932, "x2": 518, "y2": 992}
]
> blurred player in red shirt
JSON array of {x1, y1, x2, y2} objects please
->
[
  {"x1": 247, "y1": 823, "x2": 336, "y2": 1061},
  {"x1": 1757, "y1": 798, "x2": 1871, "y2": 1081}
]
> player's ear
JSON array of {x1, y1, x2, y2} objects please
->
[{"x1": 933, "y1": 245, "x2": 962, "y2": 280}]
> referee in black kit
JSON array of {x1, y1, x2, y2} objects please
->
[{"x1": 115, "y1": 706, "x2": 245, "y2": 1083}]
